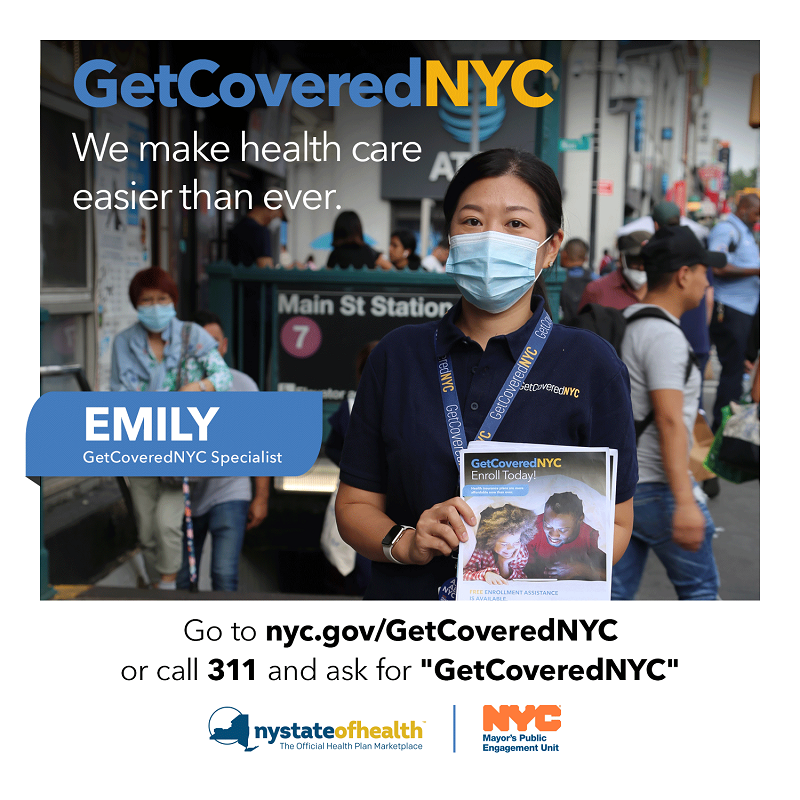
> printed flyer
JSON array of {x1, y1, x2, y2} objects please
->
[
  {"x1": 457, "y1": 444, "x2": 616, "y2": 600},
  {"x1": 8, "y1": 20, "x2": 788, "y2": 800}
]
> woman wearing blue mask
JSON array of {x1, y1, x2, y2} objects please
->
[
  {"x1": 335, "y1": 149, "x2": 637, "y2": 600},
  {"x1": 111, "y1": 265, "x2": 232, "y2": 589}
]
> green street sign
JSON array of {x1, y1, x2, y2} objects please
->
[{"x1": 558, "y1": 135, "x2": 592, "y2": 152}]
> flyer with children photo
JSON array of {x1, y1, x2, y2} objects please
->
[{"x1": 457, "y1": 444, "x2": 616, "y2": 600}]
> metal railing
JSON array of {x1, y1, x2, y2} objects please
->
[{"x1": 40, "y1": 363, "x2": 92, "y2": 393}]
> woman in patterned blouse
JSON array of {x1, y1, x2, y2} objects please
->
[{"x1": 110, "y1": 266, "x2": 232, "y2": 590}]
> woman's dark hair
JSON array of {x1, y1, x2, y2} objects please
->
[
  {"x1": 128, "y1": 265, "x2": 179, "y2": 308},
  {"x1": 391, "y1": 229, "x2": 417, "y2": 253},
  {"x1": 443, "y1": 148, "x2": 563, "y2": 235},
  {"x1": 442, "y1": 148, "x2": 562, "y2": 314},
  {"x1": 193, "y1": 309, "x2": 223, "y2": 329},
  {"x1": 391, "y1": 229, "x2": 421, "y2": 270},
  {"x1": 332, "y1": 210, "x2": 365, "y2": 246},
  {"x1": 475, "y1": 503, "x2": 536, "y2": 552}
]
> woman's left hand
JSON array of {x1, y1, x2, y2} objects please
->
[{"x1": 399, "y1": 497, "x2": 476, "y2": 565}]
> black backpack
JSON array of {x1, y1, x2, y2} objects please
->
[
  {"x1": 563, "y1": 303, "x2": 699, "y2": 440},
  {"x1": 562, "y1": 303, "x2": 630, "y2": 355}
]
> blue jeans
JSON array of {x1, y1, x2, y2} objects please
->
[
  {"x1": 177, "y1": 500, "x2": 249, "y2": 591},
  {"x1": 611, "y1": 483, "x2": 719, "y2": 601}
]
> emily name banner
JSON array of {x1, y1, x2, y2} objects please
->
[{"x1": 27, "y1": 391, "x2": 321, "y2": 476}]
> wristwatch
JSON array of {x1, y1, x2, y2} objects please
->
[{"x1": 382, "y1": 524, "x2": 414, "y2": 565}]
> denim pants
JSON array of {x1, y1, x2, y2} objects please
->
[
  {"x1": 611, "y1": 482, "x2": 719, "y2": 601},
  {"x1": 177, "y1": 500, "x2": 249, "y2": 591}
]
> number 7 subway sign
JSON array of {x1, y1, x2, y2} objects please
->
[{"x1": 280, "y1": 315, "x2": 323, "y2": 359}]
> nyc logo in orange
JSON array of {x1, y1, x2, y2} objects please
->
[{"x1": 483, "y1": 704, "x2": 561, "y2": 732}]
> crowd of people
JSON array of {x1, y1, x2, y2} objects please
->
[
  {"x1": 227, "y1": 199, "x2": 451, "y2": 275},
  {"x1": 111, "y1": 150, "x2": 758, "y2": 600},
  {"x1": 555, "y1": 195, "x2": 759, "y2": 599}
]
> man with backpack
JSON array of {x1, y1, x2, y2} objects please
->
[{"x1": 611, "y1": 226, "x2": 727, "y2": 601}]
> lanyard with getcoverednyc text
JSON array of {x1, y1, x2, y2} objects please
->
[{"x1": 436, "y1": 310, "x2": 554, "y2": 469}]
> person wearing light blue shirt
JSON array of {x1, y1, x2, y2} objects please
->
[
  {"x1": 110, "y1": 266, "x2": 232, "y2": 590},
  {"x1": 707, "y1": 194, "x2": 760, "y2": 430}
]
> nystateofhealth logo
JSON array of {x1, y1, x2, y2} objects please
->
[
  {"x1": 481, "y1": 705, "x2": 561, "y2": 754},
  {"x1": 208, "y1": 707, "x2": 425, "y2": 754},
  {"x1": 209, "y1": 707, "x2": 259, "y2": 752}
]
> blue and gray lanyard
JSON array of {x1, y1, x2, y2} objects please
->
[
  {"x1": 436, "y1": 310, "x2": 554, "y2": 470},
  {"x1": 434, "y1": 311, "x2": 554, "y2": 600}
]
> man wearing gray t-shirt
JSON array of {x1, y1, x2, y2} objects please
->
[
  {"x1": 177, "y1": 313, "x2": 269, "y2": 592},
  {"x1": 612, "y1": 226, "x2": 726, "y2": 601}
]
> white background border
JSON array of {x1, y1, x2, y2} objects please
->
[{"x1": 8, "y1": 10, "x2": 786, "y2": 798}]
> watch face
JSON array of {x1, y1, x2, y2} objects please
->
[{"x1": 382, "y1": 525, "x2": 402, "y2": 547}]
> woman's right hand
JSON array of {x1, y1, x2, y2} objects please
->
[{"x1": 398, "y1": 497, "x2": 476, "y2": 565}]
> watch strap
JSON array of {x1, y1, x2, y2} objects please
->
[{"x1": 382, "y1": 524, "x2": 414, "y2": 565}]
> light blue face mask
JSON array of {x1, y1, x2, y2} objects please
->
[
  {"x1": 137, "y1": 303, "x2": 176, "y2": 333},
  {"x1": 446, "y1": 230, "x2": 553, "y2": 313}
]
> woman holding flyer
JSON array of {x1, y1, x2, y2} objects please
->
[{"x1": 336, "y1": 148, "x2": 637, "y2": 600}]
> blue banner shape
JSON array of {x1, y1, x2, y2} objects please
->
[{"x1": 26, "y1": 392, "x2": 321, "y2": 477}]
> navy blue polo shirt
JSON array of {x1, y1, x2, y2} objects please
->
[{"x1": 339, "y1": 296, "x2": 638, "y2": 600}]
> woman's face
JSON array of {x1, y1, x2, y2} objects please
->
[
  {"x1": 450, "y1": 174, "x2": 563, "y2": 274},
  {"x1": 388, "y1": 235, "x2": 407, "y2": 265},
  {"x1": 493, "y1": 531, "x2": 522, "y2": 559},
  {"x1": 137, "y1": 288, "x2": 173, "y2": 308}
]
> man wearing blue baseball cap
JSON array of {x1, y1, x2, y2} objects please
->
[{"x1": 612, "y1": 225, "x2": 726, "y2": 601}]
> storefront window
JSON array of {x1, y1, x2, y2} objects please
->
[
  {"x1": 40, "y1": 314, "x2": 89, "y2": 392},
  {"x1": 41, "y1": 105, "x2": 89, "y2": 290}
]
